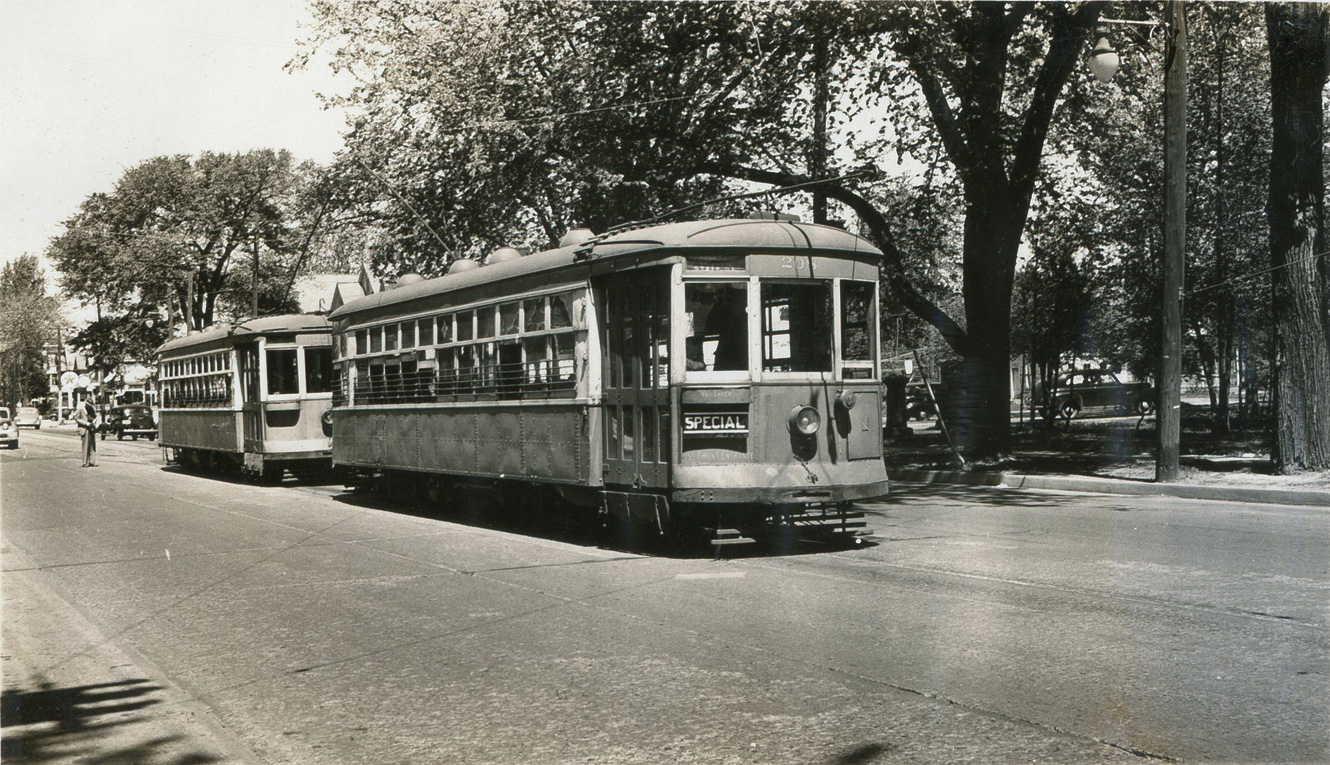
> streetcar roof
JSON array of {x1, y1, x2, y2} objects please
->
[
  {"x1": 329, "y1": 218, "x2": 881, "y2": 321},
  {"x1": 156, "y1": 313, "x2": 332, "y2": 355}
]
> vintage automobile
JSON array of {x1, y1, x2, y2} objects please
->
[
  {"x1": 14, "y1": 406, "x2": 42, "y2": 429},
  {"x1": 1035, "y1": 367, "x2": 1154, "y2": 420},
  {"x1": 104, "y1": 405, "x2": 158, "y2": 441},
  {"x1": 0, "y1": 407, "x2": 17, "y2": 449}
]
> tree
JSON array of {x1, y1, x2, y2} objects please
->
[
  {"x1": 1012, "y1": 194, "x2": 1095, "y2": 411},
  {"x1": 1182, "y1": 3, "x2": 1272, "y2": 434},
  {"x1": 48, "y1": 150, "x2": 327, "y2": 334},
  {"x1": 302, "y1": 1, "x2": 1110, "y2": 459},
  {"x1": 1266, "y1": 2, "x2": 1330, "y2": 472},
  {"x1": 0, "y1": 255, "x2": 60, "y2": 407}
]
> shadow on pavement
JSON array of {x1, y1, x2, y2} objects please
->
[
  {"x1": 330, "y1": 487, "x2": 875, "y2": 560},
  {"x1": 873, "y1": 480, "x2": 1097, "y2": 510},
  {"x1": 1, "y1": 679, "x2": 221, "y2": 764},
  {"x1": 831, "y1": 742, "x2": 895, "y2": 764}
]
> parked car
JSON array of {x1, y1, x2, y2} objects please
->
[
  {"x1": 0, "y1": 407, "x2": 17, "y2": 449},
  {"x1": 904, "y1": 383, "x2": 937, "y2": 420},
  {"x1": 104, "y1": 405, "x2": 157, "y2": 441},
  {"x1": 1035, "y1": 368, "x2": 1153, "y2": 420},
  {"x1": 13, "y1": 406, "x2": 42, "y2": 429}
]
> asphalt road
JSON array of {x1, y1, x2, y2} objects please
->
[{"x1": 3, "y1": 428, "x2": 1327, "y2": 764}]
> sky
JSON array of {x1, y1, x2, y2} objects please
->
[{"x1": 0, "y1": 0, "x2": 349, "y2": 274}]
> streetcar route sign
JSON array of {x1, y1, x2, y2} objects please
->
[{"x1": 682, "y1": 411, "x2": 748, "y2": 435}]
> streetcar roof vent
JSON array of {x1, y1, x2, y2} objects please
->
[
  {"x1": 446, "y1": 259, "x2": 480, "y2": 275},
  {"x1": 484, "y1": 247, "x2": 523, "y2": 266},
  {"x1": 558, "y1": 227, "x2": 596, "y2": 248},
  {"x1": 395, "y1": 273, "x2": 425, "y2": 287},
  {"x1": 745, "y1": 211, "x2": 801, "y2": 222}
]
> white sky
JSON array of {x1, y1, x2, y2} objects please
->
[{"x1": 0, "y1": 0, "x2": 349, "y2": 273}]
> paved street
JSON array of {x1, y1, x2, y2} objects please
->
[{"x1": 3, "y1": 428, "x2": 1327, "y2": 764}]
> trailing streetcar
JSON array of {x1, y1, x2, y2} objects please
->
[
  {"x1": 156, "y1": 314, "x2": 335, "y2": 480},
  {"x1": 328, "y1": 218, "x2": 889, "y2": 545}
]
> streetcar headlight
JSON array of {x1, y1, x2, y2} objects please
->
[
  {"x1": 836, "y1": 390, "x2": 857, "y2": 410},
  {"x1": 788, "y1": 405, "x2": 821, "y2": 436}
]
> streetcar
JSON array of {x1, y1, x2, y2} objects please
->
[
  {"x1": 156, "y1": 314, "x2": 335, "y2": 480},
  {"x1": 328, "y1": 218, "x2": 888, "y2": 545}
]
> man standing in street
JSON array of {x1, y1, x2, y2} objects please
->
[{"x1": 74, "y1": 398, "x2": 99, "y2": 467}]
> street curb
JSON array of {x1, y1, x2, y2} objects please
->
[{"x1": 888, "y1": 469, "x2": 1330, "y2": 508}]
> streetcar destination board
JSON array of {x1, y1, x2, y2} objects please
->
[{"x1": 682, "y1": 411, "x2": 749, "y2": 435}]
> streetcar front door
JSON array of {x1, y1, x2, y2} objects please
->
[
  {"x1": 238, "y1": 342, "x2": 263, "y2": 453},
  {"x1": 599, "y1": 272, "x2": 670, "y2": 489}
]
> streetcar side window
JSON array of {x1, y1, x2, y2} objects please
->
[
  {"x1": 477, "y1": 307, "x2": 496, "y2": 339},
  {"x1": 500, "y1": 302, "x2": 520, "y2": 336},
  {"x1": 551, "y1": 292, "x2": 576, "y2": 329},
  {"x1": 524, "y1": 298, "x2": 546, "y2": 332},
  {"x1": 384, "y1": 324, "x2": 399, "y2": 352},
  {"x1": 840, "y1": 280, "x2": 877, "y2": 379},
  {"x1": 684, "y1": 282, "x2": 748, "y2": 373},
  {"x1": 400, "y1": 321, "x2": 416, "y2": 349},
  {"x1": 417, "y1": 317, "x2": 434, "y2": 347},
  {"x1": 762, "y1": 282, "x2": 832, "y2": 373}
]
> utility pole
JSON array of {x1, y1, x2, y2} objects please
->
[
  {"x1": 251, "y1": 236, "x2": 260, "y2": 319},
  {"x1": 186, "y1": 272, "x2": 195, "y2": 333},
  {"x1": 1158, "y1": 0, "x2": 1186, "y2": 482},
  {"x1": 811, "y1": 21, "x2": 829, "y2": 225}
]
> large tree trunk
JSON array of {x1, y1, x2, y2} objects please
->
[
  {"x1": 951, "y1": 198, "x2": 1020, "y2": 458},
  {"x1": 1266, "y1": 2, "x2": 1330, "y2": 471}
]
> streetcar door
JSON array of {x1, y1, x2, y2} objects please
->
[
  {"x1": 238, "y1": 342, "x2": 263, "y2": 453},
  {"x1": 599, "y1": 271, "x2": 670, "y2": 488}
]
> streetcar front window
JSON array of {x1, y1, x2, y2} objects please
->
[
  {"x1": 266, "y1": 349, "x2": 300, "y2": 395},
  {"x1": 305, "y1": 348, "x2": 333, "y2": 394},
  {"x1": 684, "y1": 282, "x2": 748, "y2": 373},
  {"x1": 761, "y1": 282, "x2": 832, "y2": 373}
]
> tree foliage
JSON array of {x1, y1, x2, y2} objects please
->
[
  {"x1": 0, "y1": 255, "x2": 60, "y2": 407},
  {"x1": 300, "y1": 0, "x2": 1112, "y2": 458},
  {"x1": 48, "y1": 150, "x2": 331, "y2": 334}
]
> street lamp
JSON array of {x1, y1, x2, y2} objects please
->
[
  {"x1": 1089, "y1": 3, "x2": 1186, "y2": 482},
  {"x1": 1087, "y1": 38, "x2": 1120, "y2": 83}
]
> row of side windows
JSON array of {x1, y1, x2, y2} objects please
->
[
  {"x1": 336, "y1": 291, "x2": 585, "y2": 404},
  {"x1": 161, "y1": 351, "x2": 230, "y2": 379},
  {"x1": 339, "y1": 291, "x2": 578, "y2": 360}
]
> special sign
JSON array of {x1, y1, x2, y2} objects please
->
[{"x1": 682, "y1": 411, "x2": 749, "y2": 436}]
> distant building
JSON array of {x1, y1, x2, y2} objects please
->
[{"x1": 327, "y1": 265, "x2": 380, "y2": 313}]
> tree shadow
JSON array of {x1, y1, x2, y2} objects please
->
[
  {"x1": 874, "y1": 481, "x2": 1096, "y2": 510},
  {"x1": 1, "y1": 679, "x2": 221, "y2": 764}
]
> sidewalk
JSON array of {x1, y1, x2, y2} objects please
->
[{"x1": 884, "y1": 423, "x2": 1330, "y2": 508}]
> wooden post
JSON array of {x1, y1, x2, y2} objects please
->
[
  {"x1": 1158, "y1": 0, "x2": 1187, "y2": 482},
  {"x1": 811, "y1": 25, "x2": 828, "y2": 225}
]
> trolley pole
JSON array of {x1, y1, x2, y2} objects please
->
[{"x1": 1157, "y1": 0, "x2": 1186, "y2": 482}]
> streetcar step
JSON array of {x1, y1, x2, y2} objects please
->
[{"x1": 711, "y1": 528, "x2": 756, "y2": 546}]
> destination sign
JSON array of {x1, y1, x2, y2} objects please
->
[{"x1": 682, "y1": 411, "x2": 749, "y2": 435}]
